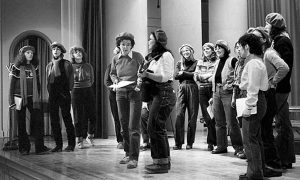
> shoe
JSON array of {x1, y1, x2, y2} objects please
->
[
  {"x1": 77, "y1": 141, "x2": 84, "y2": 149},
  {"x1": 186, "y1": 144, "x2": 192, "y2": 150},
  {"x1": 237, "y1": 151, "x2": 247, "y2": 159},
  {"x1": 264, "y1": 166, "x2": 282, "y2": 177},
  {"x1": 239, "y1": 173, "x2": 248, "y2": 180},
  {"x1": 140, "y1": 143, "x2": 150, "y2": 151},
  {"x1": 127, "y1": 160, "x2": 138, "y2": 169},
  {"x1": 35, "y1": 146, "x2": 51, "y2": 155},
  {"x1": 207, "y1": 144, "x2": 214, "y2": 151},
  {"x1": 86, "y1": 134, "x2": 95, "y2": 146},
  {"x1": 145, "y1": 164, "x2": 169, "y2": 174},
  {"x1": 64, "y1": 145, "x2": 75, "y2": 152},
  {"x1": 173, "y1": 145, "x2": 182, "y2": 150},
  {"x1": 266, "y1": 160, "x2": 282, "y2": 170},
  {"x1": 19, "y1": 149, "x2": 30, "y2": 155},
  {"x1": 119, "y1": 156, "x2": 130, "y2": 164},
  {"x1": 212, "y1": 147, "x2": 227, "y2": 154},
  {"x1": 50, "y1": 146, "x2": 62, "y2": 152},
  {"x1": 117, "y1": 142, "x2": 124, "y2": 149},
  {"x1": 282, "y1": 163, "x2": 292, "y2": 169}
]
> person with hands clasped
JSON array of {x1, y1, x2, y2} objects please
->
[
  {"x1": 173, "y1": 44, "x2": 199, "y2": 150},
  {"x1": 110, "y1": 32, "x2": 144, "y2": 169}
]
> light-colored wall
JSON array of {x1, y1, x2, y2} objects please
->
[
  {"x1": 104, "y1": 0, "x2": 148, "y2": 135},
  {"x1": 209, "y1": 0, "x2": 248, "y2": 53},
  {"x1": 161, "y1": 0, "x2": 202, "y2": 127}
]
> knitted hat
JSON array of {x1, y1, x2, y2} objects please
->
[
  {"x1": 202, "y1": 42, "x2": 214, "y2": 51},
  {"x1": 19, "y1": 45, "x2": 35, "y2": 55},
  {"x1": 179, "y1": 44, "x2": 194, "y2": 55},
  {"x1": 153, "y1": 29, "x2": 167, "y2": 47},
  {"x1": 115, "y1": 32, "x2": 135, "y2": 47},
  {"x1": 265, "y1": 13, "x2": 286, "y2": 29},
  {"x1": 215, "y1": 40, "x2": 230, "y2": 54},
  {"x1": 50, "y1": 42, "x2": 66, "y2": 53}
]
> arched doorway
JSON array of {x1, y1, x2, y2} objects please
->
[{"x1": 9, "y1": 30, "x2": 52, "y2": 136}]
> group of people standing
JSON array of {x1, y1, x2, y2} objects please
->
[
  {"x1": 9, "y1": 42, "x2": 96, "y2": 154},
  {"x1": 8, "y1": 12, "x2": 295, "y2": 178}
]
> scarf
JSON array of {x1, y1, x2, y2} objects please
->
[
  {"x1": 49, "y1": 59, "x2": 61, "y2": 83},
  {"x1": 20, "y1": 65, "x2": 40, "y2": 109}
]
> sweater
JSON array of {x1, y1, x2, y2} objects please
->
[
  {"x1": 72, "y1": 62, "x2": 94, "y2": 88},
  {"x1": 174, "y1": 60, "x2": 197, "y2": 84}
]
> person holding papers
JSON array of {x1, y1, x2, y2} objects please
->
[
  {"x1": 8, "y1": 45, "x2": 50, "y2": 155},
  {"x1": 236, "y1": 34, "x2": 269, "y2": 180},
  {"x1": 110, "y1": 32, "x2": 144, "y2": 169}
]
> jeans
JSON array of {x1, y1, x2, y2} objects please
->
[
  {"x1": 72, "y1": 87, "x2": 96, "y2": 137},
  {"x1": 261, "y1": 88, "x2": 281, "y2": 167},
  {"x1": 175, "y1": 82, "x2": 199, "y2": 146},
  {"x1": 148, "y1": 83, "x2": 176, "y2": 164},
  {"x1": 242, "y1": 91, "x2": 266, "y2": 179},
  {"x1": 213, "y1": 86, "x2": 243, "y2": 150},
  {"x1": 116, "y1": 89, "x2": 142, "y2": 160},
  {"x1": 199, "y1": 85, "x2": 216, "y2": 145},
  {"x1": 141, "y1": 102, "x2": 151, "y2": 145},
  {"x1": 275, "y1": 92, "x2": 296, "y2": 165},
  {"x1": 108, "y1": 90, "x2": 123, "y2": 143},
  {"x1": 49, "y1": 92, "x2": 75, "y2": 148},
  {"x1": 16, "y1": 97, "x2": 45, "y2": 152}
]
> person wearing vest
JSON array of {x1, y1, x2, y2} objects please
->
[
  {"x1": 104, "y1": 62, "x2": 124, "y2": 149},
  {"x1": 46, "y1": 42, "x2": 75, "y2": 152},
  {"x1": 210, "y1": 40, "x2": 243, "y2": 155},
  {"x1": 194, "y1": 42, "x2": 217, "y2": 152},
  {"x1": 173, "y1": 44, "x2": 199, "y2": 150},
  {"x1": 8, "y1": 45, "x2": 50, "y2": 155},
  {"x1": 237, "y1": 33, "x2": 269, "y2": 180},
  {"x1": 265, "y1": 13, "x2": 295, "y2": 170},
  {"x1": 110, "y1": 32, "x2": 144, "y2": 169},
  {"x1": 70, "y1": 46, "x2": 96, "y2": 149},
  {"x1": 140, "y1": 29, "x2": 176, "y2": 174}
]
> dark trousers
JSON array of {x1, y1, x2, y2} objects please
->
[
  {"x1": 116, "y1": 89, "x2": 142, "y2": 160},
  {"x1": 261, "y1": 88, "x2": 281, "y2": 167},
  {"x1": 174, "y1": 83, "x2": 199, "y2": 146},
  {"x1": 242, "y1": 91, "x2": 266, "y2": 179},
  {"x1": 49, "y1": 92, "x2": 75, "y2": 148},
  {"x1": 199, "y1": 85, "x2": 216, "y2": 145},
  {"x1": 148, "y1": 83, "x2": 176, "y2": 164},
  {"x1": 213, "y1": 86, "x2": 243, "y2": 150},
  {"x1": 16, "y1": 97, "x2": 44, "y2": 152},
  {"x1": 141, "y1": 102, "x2": 150, "y2": 145},
  {"x1": 108, "y1": 90, "x2": 123, "y2": 143},
  {"x1": 71, "y1": 87, "x2": 96, "y2": 137},
  {"x1": 275, "y1": 92, "x2": 296, "y2": 165}
]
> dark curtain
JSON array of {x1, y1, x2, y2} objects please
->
[
  {"x1": 82, "y1": 0, "x2": 107, "y2": 138},
  {"x1": 247, "y1": 0, "x2": 300, "y2": 119}
]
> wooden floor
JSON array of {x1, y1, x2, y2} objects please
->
[{"x1": 1, "y1": 128, "x2": 300, "y2": 180}]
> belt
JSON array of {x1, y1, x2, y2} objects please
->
[{"x1": 216, "y1": 83, "x2": 223, "y2": 87}]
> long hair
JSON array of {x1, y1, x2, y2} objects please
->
[
  {"x1": 203, "y1": 51, "x2": 217, "y2": 62},
  {"x1": 147, "y1": 32, "x2": 172, "y2": 61},
  {"x1": 14, "y1": 52, "x2": 39, "y2": 67},
  {"x1": 70, "y1": 49, "x2": 88, "y2": 64},
  {"x1": 269, "y1": 26, "x2": 286, "y2": 40},
  {"x1": 254, "y1": 27, "x2": 271, "y2": 49}
]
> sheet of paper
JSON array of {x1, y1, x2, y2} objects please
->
[
  {"x1": 14, "y1": 96, "x2": 22, "y2": 110},
  {"x1": 109, "y1": 81, "x2": 135, "y2": 89},
  {"x1": 236, "y1": 98, "x2": 257, "y2": 117},
  {"x1": 207, "y1": 105, "x2": 214, "y2": 119}
]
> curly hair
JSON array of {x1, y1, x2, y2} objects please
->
[
  {"x1": 253, "y1": 27, "x2": 272, "y2": 50},
  {"x1": 14, "y1": 51, "x2": 39, "y2": 67},
  {"x1": 238, "y1": 33, "x2": 263, "y2": 56},
  {"x1": 70, "y1": 48, "x2": 87, "y2": 64}
]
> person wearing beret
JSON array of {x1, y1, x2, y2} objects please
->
[
  {"x1": 210, "y1": 40, "x2": 243, "y2": 155},
  {"x1": 110, "y1": 32, "x2": 144, "y2": 169},
  {"x1": 46, "y1": 42, "x2": 75, "y2": 152},
  {"x1": 70, "y1": 46, "x2": 96, "y2": 149},
  {"x1": 173, "y1": 44, "x2": 199, "y2": 150},
  {"x1": 140, "y1": 29, "x2": 176, "y2": 174},
  {"x1": 194, "y1": 42, "x2": 217, "y2": 152},
  {"x1": 265, "y1": 12, "x2": 295, "y2": 169},
  {"x1": 8, "y1": 45, "x2": 50, "y2": 155}
]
